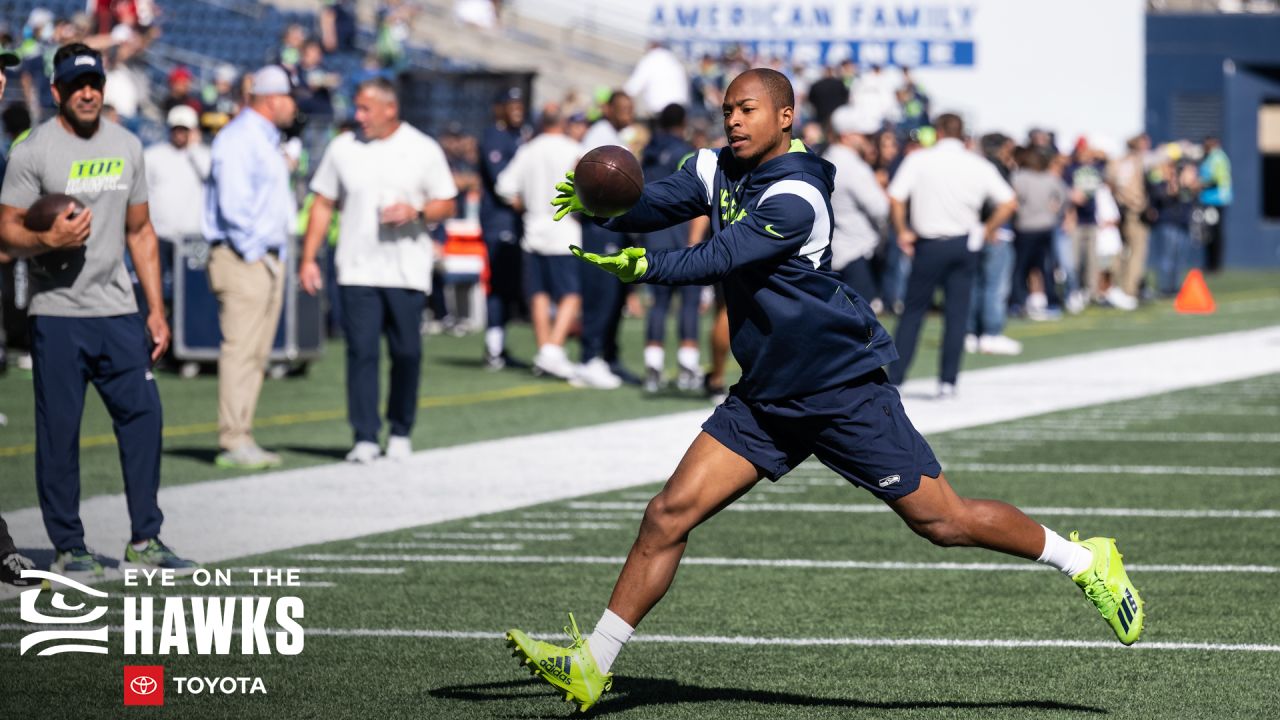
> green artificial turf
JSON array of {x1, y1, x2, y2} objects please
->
[{"x1": 4, "y1": 374, "x2": 1278, "y2": 718}]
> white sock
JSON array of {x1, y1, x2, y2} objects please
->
[
  {"x1": 586, "y1": 609, "x2": 633, "y2": 674},
  {"x1": 643, "y1": 345, "x2": 664, "y2": 371},
  {"x1": 1036, "y1": 526, "x2": 1093, "y2": 577},
  {"x1": 485, "y1": 328, "x2": 504, "y2": 357},
  {"x1": 677, "y1": 346, "x2": 700, "y2": 371},
  {"x1": 131, "y1": 540, "x2": 150, "y2": 551}
]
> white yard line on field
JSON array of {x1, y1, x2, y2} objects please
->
[
  {"x1": 947, "y1": 463, "x2": 1280, "y2": 477},
  {"x1": 569, "y1": 500, "x2": 1280, "y2": 519},
  {"x1": 3, "y1": 623, "x2": 1275, "y2": 653},
  {"x1": 950, "y1": 431, "x2": 1280, "y2": 443},
  {"x1": 3, "y1": 326, "x2": 1279, "y2": 604},
  {"x1": 287, "y1": 553, "x2": 1279, "y2": 574}
]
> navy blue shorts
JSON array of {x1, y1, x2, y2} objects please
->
[
  {"x1": 702, "y1": 371, "x2": 941, "y2": 501},
  {"x1": 523, "y1": 252, "x2": 581, "y2": 301}
]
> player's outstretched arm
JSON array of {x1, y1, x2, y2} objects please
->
[
  {"x1": 642, "y1": 190, "x2": 818, "y2": 285},
  {"x1": 551, "y1": 150, "x2": 711, "y2": 231}
]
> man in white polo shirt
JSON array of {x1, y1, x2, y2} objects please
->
[
  {"x1": 299, "y1": 77, "x2": 457, "y2": 463},
  {"x1": 886, "y1": 113, "x2": 1017, "y2": 397}
]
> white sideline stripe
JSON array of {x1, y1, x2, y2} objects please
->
[
  {"x1": 414, "y1": 532, "x2": 573, "y2": 541},
  {"x1": 951, "y1": 431, "x2": 1280, "y2": 443},
  {"x1": 0, "y1": 622, "x2": 1274, "y2": 653},
  {"x1": 288, "y1": 553, "x2": 1278, "y2": 574},
  {"x1": 570, "y1": 501, "x2": 1280, "y2": 519},
  {"x1": 949, "y1": 463, "x2": 1280, "y2": 477},
  {"x1": 148, "y1": 626, "x2": 1280, "y2": 654},
  {"x1": 520, "y1": 511, "x2": 633, "y2": 520},
  {"x1": 223, "y1": 567, "x2": 405, "y2": 575},
  {"x1": 4, "y1": 326, "x2": 1280, "y2": 573},
  {"x1": 469, "y1": 521, "x2": 622, "y2": 530},
  {"x1": 355, "y1": 541, "x2": 524, "y2": 551}
]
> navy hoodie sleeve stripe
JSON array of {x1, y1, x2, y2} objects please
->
[{"x1": 643, "y1": 186, "x2": 819, "y2": 285}]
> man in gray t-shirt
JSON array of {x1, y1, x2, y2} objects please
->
[{"x1": 0, "y1": 43, "x2": 195, "y2": 576}]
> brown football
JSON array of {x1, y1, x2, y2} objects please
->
[
  {"x1": 23, "y1": 193, "x2": 86, "y2": 232},
  {"x1": 575, "y1": 145, "x2": 643, "y2": 218}
]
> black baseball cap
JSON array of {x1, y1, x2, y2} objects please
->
[
  {"x1": 53, "y1": 51, "x2": 105, "y2": 85},
  {"x1": 494, "y1": 87, "x2": 523, "y2": 104},
  {"x1": 0, "y1": 50, "x2": 19, "y2": 69}
]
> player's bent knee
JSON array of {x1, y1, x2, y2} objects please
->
[
  {"x1": 905, "y1": 516, "x2": 969, "y2": 548},
  {"x1": 640, "y1": 492, "x2": 695, "y2": 542}
]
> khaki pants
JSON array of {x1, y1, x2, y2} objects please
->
[
  {"x1": 1071, "y1": 224, "x2": 1100, "y2": 300},
  {"x1": 1118, "y1": 210, "x2": 1150, "y2": 297},
  {"x1": 207, "y1": 245, "x2": 285, "y2": 451}
]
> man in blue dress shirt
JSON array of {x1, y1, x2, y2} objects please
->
[{"x1": 203, "y1": 65, "x2": 297, "y2": 469}]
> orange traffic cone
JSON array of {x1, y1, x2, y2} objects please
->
[{"x1": 1174, "y1": 269, "x2": 1216, "y2": 314}]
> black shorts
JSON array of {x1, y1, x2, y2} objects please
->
[
  {"x1": 702, "y1": 371, "x2": 941, "y2": 501},
  {"x1": 523, "y1": 252, "x2": 580, "y2": 301}
]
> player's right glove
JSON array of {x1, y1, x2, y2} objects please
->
[
  {"x1": 550, "y1": 171, "x2": 594, "y2": 221},
  {"x1": 570, "y1": 245, "x2": 648, "y2": 283}
]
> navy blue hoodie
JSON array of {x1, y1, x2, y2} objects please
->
[{"x1": 603, "y1": 142, "x2": 898, "y2": 400}]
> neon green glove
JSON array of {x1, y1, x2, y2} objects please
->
[
  {"x1": 569, "y1": 245, "x2": 648, "y2": 283},
  {"x1": 550, "y1": 171, "x2": 594, "y2": 221}
]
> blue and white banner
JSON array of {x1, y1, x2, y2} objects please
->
[{"x1": 649, "y1": 2, "x2": 978, "y2": 66}]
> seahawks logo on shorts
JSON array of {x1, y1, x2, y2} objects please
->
[{"x1": 877, "y1": 474, "x2": 901, "y2": 488}]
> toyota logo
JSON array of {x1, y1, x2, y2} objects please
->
[{"x1": 130, "y1": 676, "x2": 158, "y2": 695}]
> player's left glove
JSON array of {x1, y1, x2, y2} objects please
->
[
  {"x1": 570, "y1": 245, "x2": 648, "y2": 283},
  {"x1": 550, "y1": 171, "x2": 594, "y2": 221}
]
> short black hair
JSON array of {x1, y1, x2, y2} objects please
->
[
  {"x1": 607, "y1": 90, "x2": 630, "y2": 107},
  {"x1": 936, "y1": 113, "x2": 964, "y2": 139},
  {"x1": 53, "y1": 42, "x2": 99, "y2": 70},
  {"x1": 658, "y1": 103, "x2": 685, "y2": 131},
  {"x1": 737, "y1": 68, "x2": 794, "y2": 110}
]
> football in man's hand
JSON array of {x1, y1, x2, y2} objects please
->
[
  {"x1": 574, "y1": 145, "x2": 643, "y2": 218},
  {"x1": 24, "y1": 193, "x2": 86, "y2": 233}
]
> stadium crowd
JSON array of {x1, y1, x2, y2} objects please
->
[{"x1": 0, "y1": 2, "x2": 1234, "y2": 582}]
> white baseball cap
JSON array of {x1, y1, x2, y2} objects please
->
[
  {"x1": 251, "y1": 65, "x2": 293, "y2": 96},
  {"x1": 830, "y1": 105, "x2": 881, "y2": 136},
  {"x1": 167, "y1": 104, "x2": 199, "y2": 129}
]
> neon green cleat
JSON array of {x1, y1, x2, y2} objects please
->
[
  {"x1": 1070, "y1": 532, "x2": 1144, "y2": 645},
  {"x1": 506, "y1": 613, "x2": 613, "y2": 712}
]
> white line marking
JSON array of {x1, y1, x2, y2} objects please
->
[
  {"x1": 469, "y1": 521, "x2": 622, "y2": 530},
  {"x1": 0, "y1": 621, "x2": 1273, "y2": 653},
  {"x1": 289, "y1": 553, "x2": 1278, "y2": 573},
  {"x1": 356, "y1": 541, "x2": 524, "y2": 551},
  {"x1": 572, "y1": 500, "x2": 1280, "y2": 519},
  {"x1": 950, "y1": 431, "x2": 1280, "y2": 444},
  {"x1": 221, "y1": 566, "x2": 405, "y2": 575},
  {"x1": 213, "y1": 627, "x2": 1280, "y2": 654},
  {"x1": 413, "y1": 531, "x2": 574, "y2": 541},
  {"x1": 519, "y1": 511, "x2": 633, "y2": 520},
  {"x1": 949, "y1": 463, "x2": 1280, "y2": 477}
]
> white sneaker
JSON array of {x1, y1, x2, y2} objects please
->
[
  {"x1": 571, "y1": 358, "x2": 623, "y2": 389},
  {"x1": 1066, "y1": 291, "x2": 1086, "y2": 315},
  {"x1": 937, "y1": 382, "x2": 957, "y2": 400},
  {"x1": 978, "y1": 334, "x2": 1023, "y2": 356},
  {"x1": 964, "y1": 334, "x2": 979, "y2": 354},
  {"x1": 1106, "y1": 286, "x2": 1139, "y2": 311},
  {"x1": 385, "y1": 435, "x2": 412, "y2": 461},
  {"x1": 643, "y1": 366, "x2": 663, "y2": 394},
  {"x1": 345, "y1": 441, "x2": 381, "y2": 464},
  {"x1": 533, "y1": 345, "x2": 576, "y2": 380},
  {"x1": 676, "y1": 364, "x2": 704, "y2": 391}
]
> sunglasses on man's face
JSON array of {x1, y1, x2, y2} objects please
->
[{"x1": 57, "y1": 75, "x2": 106, "y2": 95}]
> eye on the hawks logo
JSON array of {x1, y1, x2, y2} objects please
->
[
  {"x1": 18, "y1": 570, "x2": 109, "y2": 656},
  {"x1": 124, "y1": 666, "x2": 165, "y2": 706}
]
